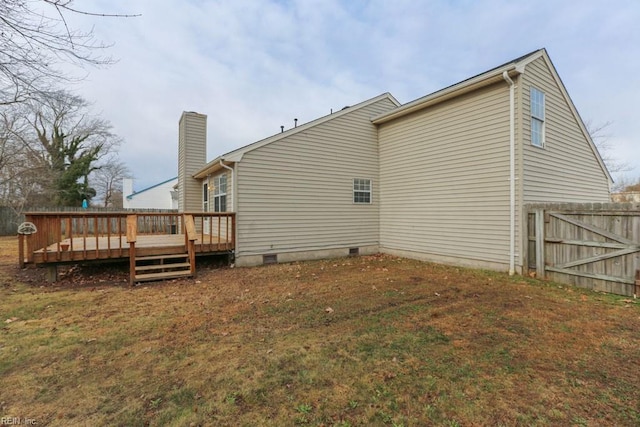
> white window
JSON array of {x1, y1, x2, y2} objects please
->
[
  {"x1": 214, "y1": 174, "x2": 227, "y2": 212},
  {"x1": 202, "y1": 182, "x2": 209, "y2": 212},
  {"x1": 353, "y1": 178, "x2": 371, "y2": 204},
  {"x1": 530, "y1": 87, "x2": 545, "y2": 147}
]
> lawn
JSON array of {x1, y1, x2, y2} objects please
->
[{"x1": 0, "y1": 236, "x2": 639, "y2": 426}]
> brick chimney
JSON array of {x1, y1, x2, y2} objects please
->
[{"x1": 178, "y1": 111, "x2": 207, "y2": 212}]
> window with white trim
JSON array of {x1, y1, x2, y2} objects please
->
[
  {"x1": 203, "y1": 182, "x2": 209, "y2": 212},
  {"x1": 214, "y1": 174, "x2": 227, "y2": 212},
  {"x1": 353, "y1": 178, "x2": 371, "y2": 204},
  {"x1": 530, "y1": 87, "x2": 545, "y2": 147}
]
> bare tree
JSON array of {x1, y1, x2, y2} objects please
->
[
  {"x1": 0, "y1": 0, "x2": 139, "y2": 105},
  {"x1": 0, "y1": 104, "x2": 45, "y2": 209},
  {"x1": 585, "y1": 120, "x2": 631, "y2": 176},
  {"x1": 92, "y1": 156, "x2": 131, "y2": 208},
  {"x1": 0, "y1": 89, "x2": 122, "y2": 208},
  {"x1": 611, "y1": 175, "x2": 640, "y2": 195}
]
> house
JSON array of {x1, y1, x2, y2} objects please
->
[
  {"x1": 177, "y1": 48, "x2": 611, "y2": 274},
  {"x1": 611, "y1": 191, "x2": 640, "y2": 203},
  {"x1": 123, "y1": 177, "x2": 178, "y2": 209}
]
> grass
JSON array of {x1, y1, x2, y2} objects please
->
[{"x1": 0, "y1": 236, "x2": 639, "y2": 425}]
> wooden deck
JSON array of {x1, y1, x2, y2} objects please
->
[
  {"x1": 32, "y1": 233, "x2": 232, "y2": 264},
  {"x1": 19, "y1": 211, "x2": 235, "y2": 284}
]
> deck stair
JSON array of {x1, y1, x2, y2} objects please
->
[{"x1": 134, "y1": 253, "x2": 193, "y2": 283}]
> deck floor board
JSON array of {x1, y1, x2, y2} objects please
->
[{"x1": 32, "y1": 233, "x2": 232, "y2": 264}]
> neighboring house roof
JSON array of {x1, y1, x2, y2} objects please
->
[
  {"x1": 611, "y1": 191, "x2": 640, "y2": 202},
  {"x1": 193, "y1": 92, "x2": 400, "y2": 179},
  {"x1": 126, "y1": 176, "x2": 178, "y2": 200}
]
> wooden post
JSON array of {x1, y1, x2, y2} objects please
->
[
  {"x1": 184, "y1": 215, "x2": 197, "y2": 277},
  {"x1": 46, "y1": 265, "x2": 58, "y2": 283},
  {"x1": 535, "y1": 208, "x2": 545, "y2": 279},
  {"x1": 18, "y1": 234, "x2": 24, "y2": 269},
  {"x1": 189, "y1": 240, "x2": 196, "y2": 276},
  {"x1": 126, "y1": 215, "x2": 138, "y2": 287},
  {"x1": 65, "y1": 217, "x2": 72, "y2": 239},
  {"x1": 231, "y1": 213, "x2": 236, "y2": 252},
  {"x1": 129, "y1": 242, "x2": 136, "y2": 286}
]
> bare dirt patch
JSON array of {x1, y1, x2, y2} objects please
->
[{"x1": 1, "y1": 236, "x2": 639, "y2": 426}]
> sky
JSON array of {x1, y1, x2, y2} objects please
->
[{"x1": 59, "y1": 0, "x2": 640, "y2": 191}]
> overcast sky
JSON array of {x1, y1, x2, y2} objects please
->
[{"x1": 62, "y1": 0, "x2": 639, "y2": 191}]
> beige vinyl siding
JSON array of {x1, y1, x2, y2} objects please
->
[
  {"x1": 178, "y1": 112, "x2": 207, "y2": 212},
  {"x1": 522, "y1": 57, "x2": 610, "y2": 202},
  {"x1": 235, "y1": 98, "x2": 397, "y2": 257},
  {"x1": 379, "y1": 82, "x2": 515, "y2": 268}
]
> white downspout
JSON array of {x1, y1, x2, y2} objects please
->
[
  {"x1": 220, "y1": 159, "x2": 237, "y2": 263},
  {"x1": 502, "y1": 71, "x2": 516, "y2": 276}
]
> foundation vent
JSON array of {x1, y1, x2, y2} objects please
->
[{"x1": 263, "y1": 254, "x2": 278, "y2": 265}]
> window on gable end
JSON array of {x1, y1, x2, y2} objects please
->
[{"x1": 530, "y1": 87, "x2": 545, "y2": 148}]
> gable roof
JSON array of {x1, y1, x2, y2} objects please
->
[
  {"x1": 193, "y1": 92, "x2": 400, "y2": 178},
  {"x1": 536, "y1": 51, "x2": 613, "y2": 184},
  {"x1": 193, "y1": 49, "x2": 611, "y2": 183},
  {"x1": 126, "y1": 176, "x2": 178, "y2": 200},
  {"x1": 371, "y1": 49, "x2": 543, "y2": 124},
  {"x1": 371, "y1": 48, "x2": 612, "y2": 183}
]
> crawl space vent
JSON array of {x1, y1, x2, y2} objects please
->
[{"x1": 263, "y1": 254, "x2": 278, "y2": 265}]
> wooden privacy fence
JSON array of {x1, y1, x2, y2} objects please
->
[{"x1": 527, "y1": 203, "x2": 640, "y2": 297}]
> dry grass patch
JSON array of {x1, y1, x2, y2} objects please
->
[{"x1": 0, "y1": 236, "x2": 639, "y2": 426}]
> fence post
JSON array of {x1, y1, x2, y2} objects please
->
[{"x1": 535, "y1": 208, "x2": 545, "y2": 278}]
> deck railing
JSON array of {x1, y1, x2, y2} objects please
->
[
  {"x1": 20, "y1": 211, "x2": 236, "y2": 266},
  {"x1": 191, "y1": 212, "x2": 236, "y2": 252}
]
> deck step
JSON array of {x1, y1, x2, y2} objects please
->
[
  {"x1": 135, "y1": 270, "x2": 193, "y2": 282},
  {"x1": 135, "y1": 262, "x2": 191, "y2": 272},
  {"x1": 132, "y1": 252, "x2": 193, "y2": 284},
  {"x1": 135, "y1": 254, "x2": 189, "y2": 261}
]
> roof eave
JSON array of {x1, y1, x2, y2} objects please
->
[
  {"x1": 372, "y1": 67, "x2": 521, "y2": 125},
  {"x1": 193, "y1": 158, "x2": 235, "y2": 179},
  {"x1": 193, "y1": 92, "x2": 400, "y2": 179}
]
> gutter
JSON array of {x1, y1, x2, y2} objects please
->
[
  {"x1": 372, "y1": 67, "x2": 516, "y2": 125},
  {"x1": 502, "y1": 71, "x2": 516, "y2": 276}
]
